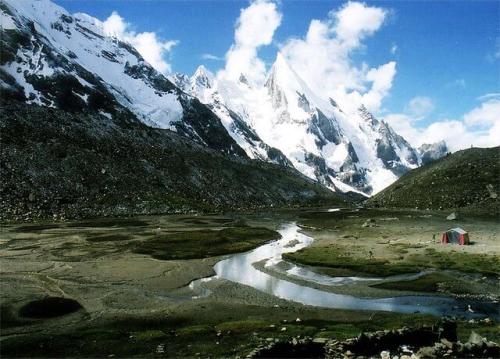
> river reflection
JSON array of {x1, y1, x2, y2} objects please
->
[{"x1": 204, "y1": 222, "x2": 498, "y2": 319}]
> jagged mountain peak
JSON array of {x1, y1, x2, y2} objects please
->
[
  {"x1": 192, "y1": 65, "x2": 213, "y2": 86},
  {"x1": 266, "y1": 52, "x2": 310, "y2": 98}
]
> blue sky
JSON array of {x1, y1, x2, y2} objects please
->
[{"x1": 54, "y1": 0, "x2": 499, "y2": 147}]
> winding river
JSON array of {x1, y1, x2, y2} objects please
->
[{"x1": 191, "y1": 222, "x2": 499, "y2": 319}]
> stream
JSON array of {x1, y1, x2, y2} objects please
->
[{"x1": 191, "y1": 222, "x2": 499, "y2": 319}]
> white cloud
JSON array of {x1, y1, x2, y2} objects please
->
[
  {"x1": 405, "y1": 96, "x2": 434, "y2": 119},
  {"x1": 201, "y1": 53, "x2": 223, "y2": 61},
  {"x1": 463, "y1": 98, "x2": 500, "y2": 128},
  {"x1": 103, "y1": 11, "x2": 178, "y2": 73},
  {"x1": 220, "y1": 0, "x2": 282, "y2": 84},
  {"x1": 384, "y1": 99, "x2": 500, "y2": 152},
  {"x1": 281, "y1": 1, "x2": 394, "y2": 113},
  {"x1": 334, "y1": 1, "x2": 387, "y2": 48}
]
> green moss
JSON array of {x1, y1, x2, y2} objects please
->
[
  {"x1": 85, "y1": 233, "x2": 132, "y2": 242},
  {"x1": 371, "y1": 272, "x2": 454, "y2": 292},
  {"x1": 284, "y1": 241, "x2": 499, "y2": 278},
  {"x1": 283, "y1": 246, "x2": 420, "y2": 277},
  {"x1": 133, "y1": 226, "x2": 281, "y2": 260},
  {"x1": 130, "y1": 330, "x2": 167, "y2": 341},
  {"x1": 176, "y1": 324, "x2": 213, "y2": 336},
  {"x1": 215, "y1": 320, "x2": 270, "y2": 334},
  {"x1": 407, "y1": 249, "x2": 500, "y2": 277}
]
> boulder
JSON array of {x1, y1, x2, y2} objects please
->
[{"x1": 446, "y1": 212, "x2": 458, "y2": 220}]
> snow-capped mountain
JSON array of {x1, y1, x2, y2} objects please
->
[
  {"x1": 171, "y1": 65, "x2": 292, "y2": 166},
  {"x1": 2, "y1": 0, "x2": 444, "y2": 196},
  {"x1": 0, "y1": 0, "x2": 246, "y2": 157},
  {"x1": 174, "y1": 53, "x2": 422, "y2": 194}
]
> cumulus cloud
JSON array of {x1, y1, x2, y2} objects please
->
[
  {"x1": 220, "y1": 0, "x2": 282, "y2": 84},
  {"x1": 384, "y1": 98, "x2": 500, "y2": 151},
  {"x1": 463, "y1": 98, "x2": 500, "y2": 128},
  {"x1": 281, "y1": 1, "x2": 394, "y2": 113},
  {"x1": 103, "y1": 11, "x2": 178, "y2": 73}
]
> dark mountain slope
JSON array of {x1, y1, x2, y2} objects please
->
[
  {"x1": 0, "y1": 100, "x2": 345, "y2": 221},
  {"x1": 367, "y1": 147, "x2": 499, "y2": 215}
]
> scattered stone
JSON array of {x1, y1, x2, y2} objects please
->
[
  {"x1": 446, "y1": 212, "x2": 458, "y2": 220},
  {"x1": 280, "y1": 327, "x2": 287, "y2": 332},
  {"x1": 295, "y1": 318, "x2": 301, "y2": 323},
  {"x1": 467, "y1": 331, "x2": 484, "y2": 346},
  {"x1": 312, "y1": 338, "x2": 328, "y2": 344},
  {"x1": 486, "y1": 184, "x2": 497, "y2": 199},
  {"x1": 156, "y1": 344, "x2": 165, "y2": 354},
  {"x1": 362, "y1": 218, "x2": 379, "y2": 227},
  {"x1": 380, "y1": 350, "x2": 391, "y2": 359},
  {"x1": 440, "y1": 338, "x2": 453, "y2": 349}
]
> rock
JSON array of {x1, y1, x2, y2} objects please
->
[
  {"x1": 156, "y1": 344, "x2": 165, "y2": 354},
  {"x1": 446, "y1": 212, "x2": 458, "y2": 220},
  {"x1": 312, "y1": 337, "x2": 328, "y2": 344},
  {"x1": 440, "y1": 338, "x2": 453, "y2": 349},
  {"x1": 486, "y1": 184, "x2": 497, "y2": 199},
  {"x1": 280, "y1": 327, "x2": 287, "y2": 332},
  {"x1": 417, "y1": 346, "x2": 436, "y2": 358},
  {"x1": 467, "y1": 331, "x2": 485, "y2": 346},
  {"x1": 362, "y1": 218, "x2": 379, "y2": 227},
  {"x1": 380, "y1": 350, "x2": 391, "y2": 359},
  {"x1": 295, "y1": 318, "x2": 301, "y2": 322}
]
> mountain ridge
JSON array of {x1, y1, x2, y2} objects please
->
[
  {"x1": 176, "y1": 53, "x2": 425, "y2": 195},
  {"x1": 367, "y1": 146, "x2": 499, "y2": 215},
  {"x1": 2, "y1": 0, "x2": 448, "y2": 200},
  {"x1": 0, "y1": 98, "x2": 347, "y2": 221}
]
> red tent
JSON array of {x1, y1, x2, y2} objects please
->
[{"x1": 441, "y1": 228, "x2": 469, "y2": 245}]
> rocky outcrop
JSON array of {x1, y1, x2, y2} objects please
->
[{"x1": 247, "y1": 320, "x2": 499, "y2": 359}]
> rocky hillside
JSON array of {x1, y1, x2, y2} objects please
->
[
  {"x1": 0, "y1": 100, "x2": 346, "y2": 221},
  {"x1": 367, "y1": 147, "x2": 499, "y2": 215}
]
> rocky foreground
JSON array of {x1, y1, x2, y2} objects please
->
[{"x1": 251, "y1": 320, "x2": 499, "y2": 358}]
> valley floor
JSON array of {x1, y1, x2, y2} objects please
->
[{"x1": 0, "y1": 209, "x2": 498, "y2": 357}]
